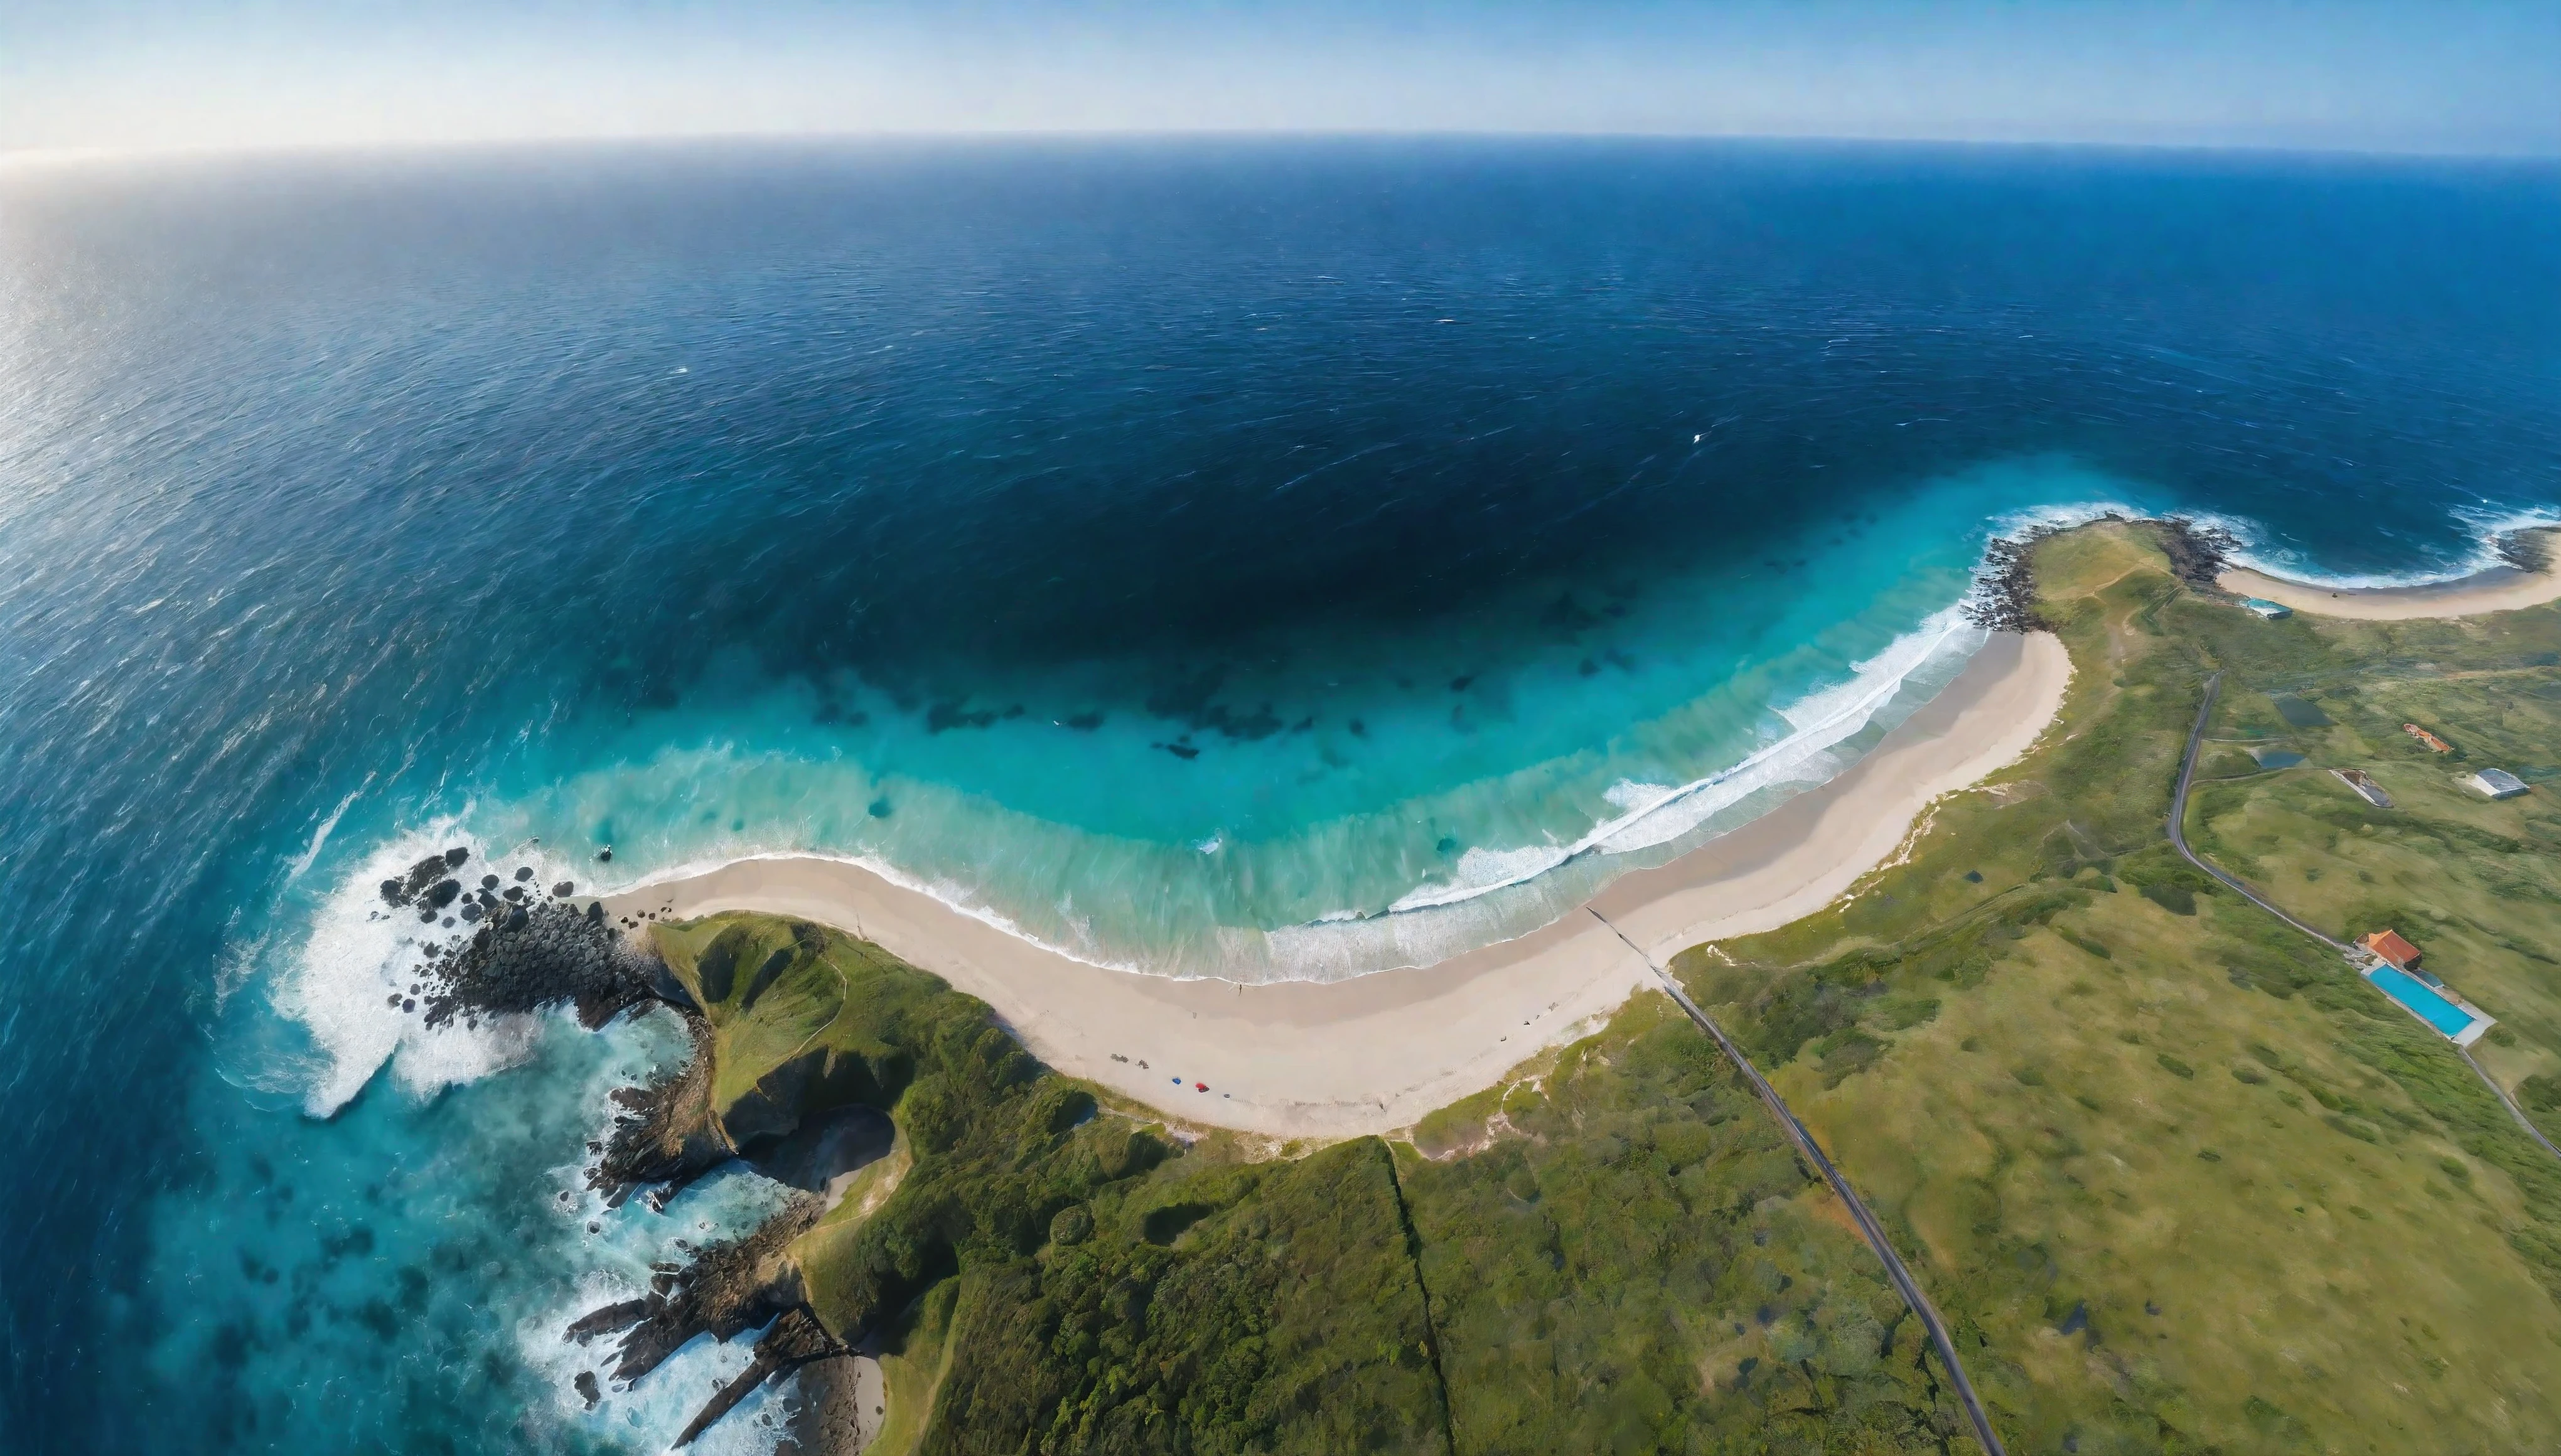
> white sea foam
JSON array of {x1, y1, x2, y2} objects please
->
[
  {"x1": 1387, "y1": 607, "x2": 1982, "y2": 914},
  {"x1": 2226, "y1": 503, "x2": 2561, "y2": 590},
  {"x1": 274, "y1": 823, "x2": 576, "y2": 1116},
  {"x1": 286, "y1": 778, "x2": 371, "y2": 883},
  {"x1": 519, "y1": 1160, "x2": 798, "y2": 1456},
  {"x1": 1604, "y1": 779, "x2": 1672, "y2": 811}
]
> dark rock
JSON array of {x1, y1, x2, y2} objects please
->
[
  {"x1": 380, "y1": 854, "x2": 454, "y2": 907},
  {"x1": 588, "y1": 1011, "x2": 729, "y2": 1205},
  {"x1": 1964, "y1": 530, "x2": 2058, "y2": 633},
  {"x1": 675, "y1": 1306, "x2": 844, "y2": 1448},
  {"x1": 444, "y1": 847, "x2": 470, "y2": 869},
  {"x1": 866, "y1": 796, "x2": 892, "y2": 819},
  {"x1": 579, "y1": 1196, "x2": 824, "y2": 1394},
  {"x1": 515, "y1": 866, "x2": 535, "y2": 882},
  {"x1": 598, "y1": 847, "x2": 613, "y2": 863},
  {"x1": 482, "y1": 874, "x2": 500, "y2": 890},
  {"x1": 574, "y1": 1371, "x2": 601, "y2": 1408},
  {"x1": 426, "y1": 880, "x2": 461, "y2": 910},
  {"x1": 461, "y1": 902, "x2": 484, "y2": 923},
  {"x1": 553, "y1": 881, "x2": 575, "y2": 898},
  {"x1": 2156, "y1": 516, "x2": 2242, "y2": 589}
]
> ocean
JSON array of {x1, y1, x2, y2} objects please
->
[{"x1": 2, "y1": 138, "x2": 2555, "y2": 1451}]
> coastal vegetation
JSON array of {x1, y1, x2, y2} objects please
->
[
  {"x1": 481, "y1": 520, "x2": 2561, "y2": 1453},
  {"x1": 1678, "y1": 522, "x2": 2561, "y2": 1452}
]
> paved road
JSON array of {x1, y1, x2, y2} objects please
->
[
  {"x1": 2169, "y1": 673, "x2": 2348, "y2": 952},
  {"x1": 2170, "y1": 673, "x2": 2561, "y2": 1164},
  {"x1": 1588, "y1": 909, "x2": 2009, "y2": 1456}
]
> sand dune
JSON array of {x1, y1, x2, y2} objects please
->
[{"x1": 602, "y1": 631, "x2": 2073, "y2": 1138}]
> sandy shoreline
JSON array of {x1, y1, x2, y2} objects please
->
[
  {"x1": 2218, "y1": 528, "x2": 2561, "y2": 620},
  {"x1": 603, "y1": 631, "x2": 2073, "y2": 1138}
]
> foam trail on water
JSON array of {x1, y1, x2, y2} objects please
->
[
  {"x1": 1387, "y1": 607, "x2": 1981, "y2": 913},
  {"x1": 2226, "y1": 504, "x2": 2561, "y2": 589}
]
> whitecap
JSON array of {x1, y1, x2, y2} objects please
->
[
  {"x1": 1386, "y1": 606, "x2": 1981, "y2": 914},
  {"x1": 270, "y1": 824, "x2": 558, "y2": 1116}
]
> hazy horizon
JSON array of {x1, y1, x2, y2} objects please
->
[{"x1": 9, "y1": 0, "x2": 2558, "y2": 161}]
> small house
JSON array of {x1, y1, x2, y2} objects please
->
[
  {"x1": 2242, "y1": 597, "x2": 2292, "y2": 619},
  {"x1": 2363, "y1": 929, "x2": 2422, "y2": 971},
  {"x1": 2469, "y1": 768, "x2": 2529, "y2": 800},
  {"x1": 2403, "y1": 724, "x2": 2454, "y2": 754}
]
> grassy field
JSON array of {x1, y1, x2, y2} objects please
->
[
  {"x1": 1399, "y1": 993, "x2": 1974, "y2": 1453},
  {"x1": 635, "y1": 522, "x2": 2561, "y2": 1452},
  {"x1": 1676, "y1": 523, "x2": 2561, "y2": 1453}
]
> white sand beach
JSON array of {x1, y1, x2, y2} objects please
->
[
  {"x1": 603, "y1": 630, "x2": 2073, "y2": 1139},
  {"x1": 2220, "y1": 528, "x2": 2561, "y2": 620}
]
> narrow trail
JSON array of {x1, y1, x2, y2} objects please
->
[
  {"x1": 1587, "y1": 908, "x2": 2009, "y2": 1456},
  {"x1": 2169, "y1": 673, "x2": 2561, "y2": 1164}
]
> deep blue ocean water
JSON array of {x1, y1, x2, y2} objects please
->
[{"x1": 2, "y1": 139, "x2": 2555, "y2": 1451}]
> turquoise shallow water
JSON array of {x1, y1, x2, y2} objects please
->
[{"x1": 3, "y1": 140, "x2": 2557, "y2": 1451}]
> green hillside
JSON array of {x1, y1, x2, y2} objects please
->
[{"x1": 623, "y1": 521, "x2": 2561, "y2": 1454}]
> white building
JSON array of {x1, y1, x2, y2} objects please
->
[{"x1": 2469, "y1": 768, "x2": 2529, "y2": 800}]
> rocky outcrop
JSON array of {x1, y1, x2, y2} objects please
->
[
  {"x1": 567, "y1": 1194, "x2": 846, "y2": 1446},
  {"x1": 676, "y1": 1308, "x2": 847, "y2": 1447},
  {"x1": 2156, "y1": 515, "x2": 2242, "y2": 589},
  {"x1": 2501, "y1": 528, "x2": 2552, "y2": 574},
  {"x1": 567, "y1": 1195, "x2": 821, "y2": 1380},
  {"x1": 588, "y1": 1009, "x2": 734, "y2": 1207},
  {"x1": 416, "y1": 891, "x2": 661, "y2": 1032},
  {"x1": 1965, "y1": 528, "x2": 2058, "y2": 634},
  {"x1": 776, "y1": 1355, "x2": 879, "y2": 1456}
]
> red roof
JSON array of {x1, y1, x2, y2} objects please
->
[{"x1": 2364, "y1": 929, "x2": 2422, "y2": 968}]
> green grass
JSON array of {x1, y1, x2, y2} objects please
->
[
  {"x1": 1672, "y1": 523, "x2": 2561, "y2": 1453},
  {"x1": 646, "y1": 527, "x2": 2561, "y2": 1452},
  {"x1": 652, "y1": 912, "x2": 1452, "y2": 1453},
  {"x1": 1399, "y1": 993, "x2": 1972, "y2": 1453},
  {"x1": 867, "y1": 1276, "x2": 969, "y2": 1456}
]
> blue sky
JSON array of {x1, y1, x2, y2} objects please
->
[{"x1": 6, "y1": 1, "x2": 2557, "y2": 157}]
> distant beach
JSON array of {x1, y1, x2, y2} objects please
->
[
  {"x1": 2221, "y1": 527, "x2": 2561, "y2": 620},
  {"x1": 602, "y1": 630, "x2": 2073, "y2": 1138}
]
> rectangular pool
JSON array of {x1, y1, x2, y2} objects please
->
[{"x1": 2367, "y1": 965, "x2": 2486, "y2": 1041}]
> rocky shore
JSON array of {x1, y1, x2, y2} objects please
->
[
  {"x1": 1968, "y1": 515, "x2": 2238, "y2": 633},
  {"x1": 2154, "y1": 515, "x2": 2242, "y2": 589},
  {"x1": 389, "y1": 851, "x2": 870, "y2": 1448}
]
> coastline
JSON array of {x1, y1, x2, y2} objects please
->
[
  {"x1": 2218, "y1": 527, "x2": 2561, "y2": 620},
  {"x1": 601, "y1": 630, "x2": 2073, "y2": 1139}
]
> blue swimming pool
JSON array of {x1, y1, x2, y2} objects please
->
[{"x1": 2369, "y1": 966, "x2": 2479, "y2": 1039}]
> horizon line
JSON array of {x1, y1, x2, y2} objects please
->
[{"x1": 9, "y1": 126, "x2": 2560, "y2": 172}]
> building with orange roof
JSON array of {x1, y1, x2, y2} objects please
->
[
  {"x1": 2403, "y1": 723, "x2": 2453, "y2": 753},
  {"x1": 2362, "y1": 929, "x2": 2422, "y2": 971}
]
